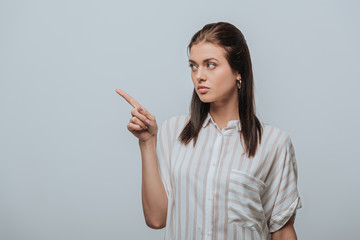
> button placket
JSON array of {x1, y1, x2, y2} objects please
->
[{"x1": 204, "y1": 131, "x2": 224, "y2": 239}]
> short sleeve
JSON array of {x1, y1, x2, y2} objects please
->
[
  {"x1": 156, "y1": 118, "x2": 174, "y2": 200},
  {"x1": 267, "y1": 134, "x2": 302, "y2": 233}
]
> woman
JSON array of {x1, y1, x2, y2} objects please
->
[{"x1": 116, "y1": 22, "x2": 302, "y2": 240}]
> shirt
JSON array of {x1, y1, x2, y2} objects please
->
[{"x1": 156, "y1": 112, "x2": 302, "y2": 240}]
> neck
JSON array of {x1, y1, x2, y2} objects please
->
[{"x1": 209, "y1": 96, "x2": 239, "y2": 129}]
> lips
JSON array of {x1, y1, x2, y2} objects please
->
[
  {"x1": 198, "y1": 86, "x2": 209, "y2": 94},
  {"x1": 198, "y1": 86, "x2": 209, "y2": 90}
]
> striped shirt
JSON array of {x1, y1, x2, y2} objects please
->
[{"x1": 156, "y1": 112, "x2": 302, "y2": 240}]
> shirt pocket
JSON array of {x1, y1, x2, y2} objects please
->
[{"x1": 227, "y1": 169, "x2": 266, "y2": 236}]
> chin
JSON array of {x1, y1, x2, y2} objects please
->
[{"x1": 198, "y1": 96, "x2": 213, "y2": 103}]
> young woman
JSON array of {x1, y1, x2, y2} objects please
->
[{"x1": 116, "y1": 22, "x2": 302, "y2": 240}]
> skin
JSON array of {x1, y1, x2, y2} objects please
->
[
  {"x1": 116, "y1": 89, "x2": 167, "y2": 229},
  {"x1": 189, "y1": 42, "x2": 241, "y2": 130},
  {"x1": 116, "y1": 42, "x2": 298, "y2": 236},
  {"x1": 272, "y1": 214, "x2": 297, "y2": 240},
  {"x1": 115, "y1": 89, "x2": 157, "y2": 143}
]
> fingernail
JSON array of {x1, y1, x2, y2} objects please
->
[
  {"x1": 139, "y1": 107, "x2": 143, "y2": 111},
  {"x1": 146, "y1": 120, "x2": 150, "y2": 125}
]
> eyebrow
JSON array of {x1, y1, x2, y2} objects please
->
[{"x1": 188, "y1": 58, "x2": 219, "y2": 64}]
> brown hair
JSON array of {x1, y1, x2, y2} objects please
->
[{"x1": 178, "y1": 21, "x2": 263, "y2": 158}]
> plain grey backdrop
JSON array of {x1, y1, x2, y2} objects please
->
[{"x1": 1, "y1": 0, "x2": 359, "y2": 239}]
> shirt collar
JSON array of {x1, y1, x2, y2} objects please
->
[{"x1": 202, "y1": 112, "x2": 241, "y2": 132}]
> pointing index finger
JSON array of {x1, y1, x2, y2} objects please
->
[{"x1": 115, "y1": 89, "x2": 143, "y2": 109}]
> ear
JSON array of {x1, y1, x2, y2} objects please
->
[{"x1": 236, "y1": 72, "x2": 241, "y2": 80}]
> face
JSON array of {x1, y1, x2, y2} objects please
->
[{"x1": 188, "y1": 42, "x2": 241, "y2": 104}]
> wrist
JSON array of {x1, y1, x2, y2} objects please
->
[{"x1": 139, "y1": 135, "x2": 157, "y2": 147}]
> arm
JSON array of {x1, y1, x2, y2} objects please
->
[
  {"x1": 115, "y1": 89, "x2": 168, "y2": 229},
  {"x1": 271, "y1": 215, "x2": 297, "y2": 240},
  {"x1": 266, "y1": 134, "x2": 302, "y2": 239},
  {"x1": 139, "y1": 136, "x2": 168, "y2": 229}
]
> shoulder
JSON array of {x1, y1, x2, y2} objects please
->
[
  {"x1": 260, "y1": 122, "x2": 293, "y2": 151},
  {"x1": 162, "y1": 114, "x2": 189, "y2": 125},
  {"x1": 159, "y1": 114, "x2": 190, "y2": 135},
  {"x1": 258, "y1": 123, "x2": 297, "y2": 171},
  {"x1": 161, "y1": 114, "x2": 189, "y2": 128}
]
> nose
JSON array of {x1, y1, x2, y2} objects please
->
[{"x1": 195, "y1": 66, "x2": 206, "y2": 82}]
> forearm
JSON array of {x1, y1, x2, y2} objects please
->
[
  {"x1": 139, "y1": 136, "x2": 168, "y2": 229},
  {"x1": 272, "y1": 227, "x2": 297, "y2": 240},
  {"x1": 271, "y1": 215, "x2": 297, "y2": 240}
]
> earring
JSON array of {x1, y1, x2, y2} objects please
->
[{"x1": 237, "y1": 79, "x2": 242, "y2": 89}]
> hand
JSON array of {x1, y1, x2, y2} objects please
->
[{"x1": 116, "y1": 89, "x2": 158, "y2": 143}]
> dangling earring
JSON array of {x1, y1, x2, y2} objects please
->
[{"x1": 237, "y1": 79, "x2": 242, "y2": 89}]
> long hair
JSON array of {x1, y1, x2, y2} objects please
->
[{"x1": 178, "y1": 22, "x2": 263, "y2": 158}]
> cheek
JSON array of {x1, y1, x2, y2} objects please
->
[
  {"x1": 215, "y1": 70, "x2": 232, "y2": 85},
  {"x1": 215, "y1": 73, "x2": 236, "y2": 91}
]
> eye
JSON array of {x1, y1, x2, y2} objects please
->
[
  {"x1": 188, "y1": 63, "x2": 197, "y2": 71},
  {"x1": 207, "y1": 62, "x2": 216, "y2": 69}
]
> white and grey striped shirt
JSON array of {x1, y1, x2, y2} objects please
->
[{"x1": 156, "y1": 112, "x2": 302, "y2": 240}]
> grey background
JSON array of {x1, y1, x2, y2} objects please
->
[{"x1": 1, "y1": 0, "x2": 359, "y2": 239}]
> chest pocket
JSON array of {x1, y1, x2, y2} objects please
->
[{"x1": 227, "y1": 169, "x2": 266, "y2": 237}]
